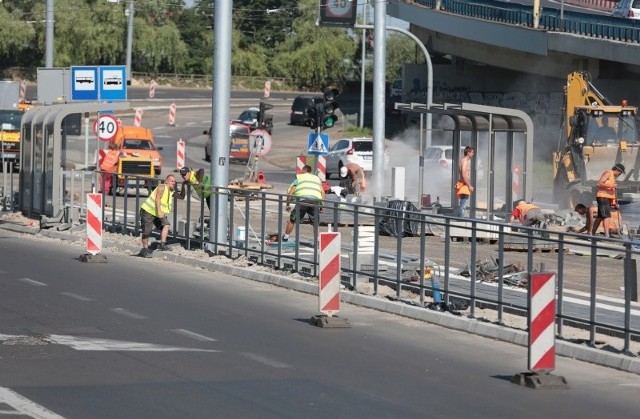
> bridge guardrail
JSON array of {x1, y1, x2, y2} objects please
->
[{"x1": 413, "y1": 0, "x2": 640, "y2": 43}]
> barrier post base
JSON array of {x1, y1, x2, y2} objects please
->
[
  {"x1": 309, "y1": 314, "x2": 351, "y2": 328},
  {"x1": 79, "y1": 253, "x2": 108, "y2": 263},
  {"x1": 511, "y1": 372, "x2": 569, "y2": 390}
]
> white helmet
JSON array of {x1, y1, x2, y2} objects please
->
[{"x1": 340, "y1": 166, "x2": 348, "y2": 177}]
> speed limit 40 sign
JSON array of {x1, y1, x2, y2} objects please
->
[{"x1": 93, "y1": 114, "x2": 118, "y2": 141}]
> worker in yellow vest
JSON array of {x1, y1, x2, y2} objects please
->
[
  {"x1": 592, "y1": 163, "x2": 625, "y2": 237},
  {"x1": 276, "y1": 165, "x2": 325, "y2": 242},
  {"x1": 139, "y1": 174, "x2": 182, "y2": 257}
]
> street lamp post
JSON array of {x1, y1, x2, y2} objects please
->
[{"x1": 125, "y1": 1, "x2": 134, "y2": 85}]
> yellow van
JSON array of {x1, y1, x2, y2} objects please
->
[{"x1": 111, "y1": 126, "x2": 163, "y2": 175}]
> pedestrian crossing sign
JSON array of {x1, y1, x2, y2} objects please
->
[{"x1": 308, "y1": 133, "x2": 329, "y2": 155}]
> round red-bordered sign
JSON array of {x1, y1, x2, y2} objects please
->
[
  {"x1": 326, "y1": 0, "x2": 353, "y2": 18},
  {"x1": 93, "y1": 114, "x2": 119, "y2": 142},
  {"x1": 249, "y1": 130, "x2": 272, "y2": 157}
]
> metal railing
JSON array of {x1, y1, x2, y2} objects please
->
[
  {"x1": 413, "y1": 0, "x2": 640, "y2": 43},
  {"x1": 52, "y1": 172, "x2": 640, "y2": 357}
]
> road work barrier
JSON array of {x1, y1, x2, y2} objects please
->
[
  {"x1": 168, "y1": 103, "x2": 176, "y2": 126},
  {"x1": 10, "y1": 171, "x2": 640, "y2": 363},
  {"x1": 176, "y1": 139, "x2": 185, "y2": 170}
]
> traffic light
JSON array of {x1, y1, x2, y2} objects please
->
[
  {"x1": 305, "y1": 107, "x2": 319, "y2": 129},
  {"x1": 258, "y1": 101, "x2": 273, "y2": 126},
  {"x1": 321, "y1": 88, "x2": 339, "y2": 130}
]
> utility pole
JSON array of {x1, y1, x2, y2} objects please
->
[
  {"x1": 125, "y1": 1, "x2": 134, "y2": 85},
  {"x1": 45, "y1": 0, "x2": 54, "y2": 67},
  {"x1": 211, "y1": 0, "x2": 232, "y2": 244}
]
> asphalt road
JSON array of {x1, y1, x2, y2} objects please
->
[{"x1": 1, "y1": 228, "x2": 640, "y2": 418}]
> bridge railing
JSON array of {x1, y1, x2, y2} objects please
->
[{"x1": 413, "y1": 0, "x2": 640, "y2": 43}]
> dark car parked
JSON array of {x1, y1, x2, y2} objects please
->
[{"x1": 290, "y1": 95, "x2": 323, "y2": 126}]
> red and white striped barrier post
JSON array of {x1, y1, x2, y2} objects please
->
[
  {"x1": 512, "y1": 272, "x2": 567, "y2": 388},
  {"x1": 296, "y1": 155, "x2": 306, "y2": 174},
  {"x1": 19, "y1": 80, "x2": 26, "y2": 102},
  {"x1": 316, "y1": 155, "x2": 326, "y2": 182},
  {"x1": 134, "y1": 108, "x2": 143, "y2": 127},
  {"x1": 176, "y1": 138, "x2": 185, "y2": 170},
  {"x1": 84, "y1": 193, "x2": 103, "y2": 258},
  {"x1": 149, "y1": 79, "x2": 156, "y2": 98},
  {"x1": 513, "y1": 164, "x2": 521, "y2": 199},
  {"x1": 310, "y1": 232, "x2": 350, "y2": 328},
  {"x1": 168, "y1": 103, "x2": 176, "y2": 126},
  {"x1": 263, "y1": 80, "x2": 271, "y2": 98},
  {"x1": 528, "y1": 272, "x2": 556, "y2": 372}
]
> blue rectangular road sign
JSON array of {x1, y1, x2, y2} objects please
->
[
  {"x1": 99, "y1": 66, "x2": 127, "y2": 100},
  {"x1": 71, "y1": 66, "x2": 98, "y2": 100},
  {"x1": 307, "y1": 133, "x2": 329, "y2": 155}
]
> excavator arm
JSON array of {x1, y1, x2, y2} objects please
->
[{"x1": 564, "y1": 71, "x2": 612, "y2": 139}]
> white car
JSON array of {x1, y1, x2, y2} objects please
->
[
  {"x1": 325, "y1": 137, "x2": 389, "y2": 178},
  {"x1": 612, "y1": 0, "x2": 640, "y2": 19},
  {"x1": 425, "y1": 145, "x2": 484, "y2": 178}
]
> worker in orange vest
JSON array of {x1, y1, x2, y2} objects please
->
[
  {"x1": 592, "y1": 163, "x2": 625, "y2": 237},
  {"x1": 509, "y1": 200, "x2": 546, "y2": 228},
  {"x1": 100, "y1": 142, "x2": 123, "y2": 195}
]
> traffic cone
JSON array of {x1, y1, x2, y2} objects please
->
[{"x1": 257, "y1": 171, "x2": 266, "y2": 184}]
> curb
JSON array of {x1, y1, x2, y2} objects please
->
[{"x1": 2, "y1": 221, "x2": 639, "y2": 375}]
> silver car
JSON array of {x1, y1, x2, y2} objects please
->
[{"x1": 326, "y1": 137, "x2": 389, "y2": 178}]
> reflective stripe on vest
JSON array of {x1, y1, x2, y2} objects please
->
[
  {"x1": 596, "y1": 170, "x2": 616, "y2": 199},
  {"x1": 141, "y1": 184, "x2": 173, "y2": 216},
  {"x1": 293, "y1": 173, "x2": 323, "y2": 200}
]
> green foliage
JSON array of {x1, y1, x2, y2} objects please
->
[
  {"x1": 343, "y1": 126, "x2": 373, "y2": 137},
  {"x1": 271, "y1": 0, "x2": 357, "y2": 89},
  {"x1": 0, "y1": 6, "x2": 36, "y2": 66}
]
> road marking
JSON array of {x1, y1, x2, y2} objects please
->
[
  {"x1": 0, "y1": 387, "x2": 65, "y2": 419},
  {"x1": 17, "y1": 278, "x2": 47, "y2": 286},
  {"x1": 47, "y1": 334, "x2": 219, "y2": 352},
  {"x1": 241, "y1": 352, "x2": 291, "y2": 369},
  {"x1": 110, "y1": 308, "x2": 147, "y2": 319},
  {"x1": 60, "y1": 292, "x2": 93, "y2": 302},
  {"x1": 170, "y1": 329, "x2": 217, "y2": 342},
  {"x1": 562, "y1": 296, "x2": 640, "y2": 316}
]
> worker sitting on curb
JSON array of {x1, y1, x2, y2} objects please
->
[{"x1": 509, "y1": 200, "x2": 547, "y2": 230}]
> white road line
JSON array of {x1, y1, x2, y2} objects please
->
[
  {"x1": 562, "y1": 296, "x2": 640, "y2": 316},
  {"x1": 47, "y1": 335, "x2": 220, "y2": 352},
  {"x1": 170, "y1": 329, "x2": 217, "y2": 342},
  {"x1": 60, "y1": 292, "x2": 93, "y2": 302},
  {"x1": 0, "y1": 387, "x2": 65, "y2": 419},
  {"x1": 241, "y1": 352, "x2": 291, "y2": 369},
  {"x1": 110, "y1": 308, "x2": 147, "y2": 320},
  {"x1": 17, "y1": 278, "x2": 47, "y2": 286}
]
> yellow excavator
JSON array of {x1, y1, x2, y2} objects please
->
[{"x1": 552, "y1": 71, "x2": 640, "y2": 208}]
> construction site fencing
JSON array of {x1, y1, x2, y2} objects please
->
[{"x1": 5, "y1": 171, "x2": 640, "y2": 356}]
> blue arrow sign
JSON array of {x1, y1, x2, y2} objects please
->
[{"x1": 307, "y1": 133, "x2": 329, "y2": 155}]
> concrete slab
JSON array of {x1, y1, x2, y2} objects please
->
[
  {"x1": 511, "y1": 372, "x2": 569, "y2": 390},
  {"x1": 309, "y1": 314, "x2": 351, "y2": 328},
  {"x1": 79, "y1": 253, "x2": 108, "y2": 263}
]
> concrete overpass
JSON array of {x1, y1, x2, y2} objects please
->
[{"x1": 387, "y1": 0, "x2": 640, "y2": 80}]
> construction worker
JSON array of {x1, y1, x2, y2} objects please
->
[
  {"x1": 338, "y1": 166, "x2": 356, "y2": 196},
  {"x1": 99, "y1": 142, "x2": 122, "y2": 195},
  {"x1": 455, "y1": 146, "x2": 475, "y2": 217},
  {"x1": 573, "y1": 203, "x2": 598, "y2": 234},
  {"x1": 176, "y1": 166, "x2": 212, "y2": 210},
  {"x1": 509, "y1": 200, "x2": 546, "y2": 229},
  {"x1": 139, "y1": 174, "x2": 183, "y2": 257},
  {"x1": 343, "y1": 162, "x2": 367, "y2": 195},
  {"x1": 592, "y1": 163, "x2": 625, "y2": 237},
  {"x1": 280, "y1": 164, "x2": 325, "y2": 242}
]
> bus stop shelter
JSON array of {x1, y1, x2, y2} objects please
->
[
  {"x1": 395, "y1": 101, "x2": 533, "y2": 220},
  {"x1": 19, "y1": 102, "x2": 130, "y2": 220}
]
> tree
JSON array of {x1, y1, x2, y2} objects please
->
[
  {"x1": 0, "y1": 4, "x2": 36, "y2": 68},
  {"x1": 271, "y1": 0, "x2": 357, "y2": 89}
]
